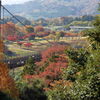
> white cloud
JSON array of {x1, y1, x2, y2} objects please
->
[{"x1": 2, "y1": 0, "x2": 31, "y2": 5}]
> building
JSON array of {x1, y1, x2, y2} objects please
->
[{"x1": 70, "y1": 26, "x2": 93, "y2": 33}]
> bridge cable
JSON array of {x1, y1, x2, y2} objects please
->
[
  {"x1": 1, "y1": 5, "x2": 26, "y2": 26},
  {"x1": 1, "y1": 5, "x2": 54, "y2": 44}
]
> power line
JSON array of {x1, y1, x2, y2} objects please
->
[
  {"x1": 0, "y1": 1, "x2": 71, "y2": 47},
  {"x1": 1, "y1": 5, "x2": 26, "y2": 26}
]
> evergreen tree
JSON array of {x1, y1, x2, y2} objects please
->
[
  {"x1": 46, "y1": 6, "x2": 100, "y2": 100},
  {"x1": 23, "y1": 57, "x2": 37, "y2": 75},
  {"x1": 68, "y1": 8, "x2": 100, "y2": 100}
]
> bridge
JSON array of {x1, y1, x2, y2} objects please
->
[
  {"x1": 0, "y1": 0, "x2": 46, "y2": 69},
  {"x1": 4, "y1": 54, "x2": 42, "y2": 69},
  {"x1": 0, "y1": 0, "x2": 86, "y2": 69},
  {"x1": 70, "y1": 26, "x2": 93, "y2": 32}
]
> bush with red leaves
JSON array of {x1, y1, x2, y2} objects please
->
[
  {"x1": 41, "y1": 45, "x2": 66, "y2": 62},
  {"x1": 34, "y1": 26, "x2": 44, "y2": 33},
  {"x1": 24, "y1": 43, "x2": 32, "y2": 47},
  {"x1": 17, "y1": 41, "x2": 24, "y2": 47},
  {"x1": 24, "y1": 45, "x2": 68, "y2": 85},
  {"x1": 7, "y1": 35, "x2": 19, "y2": 41}
]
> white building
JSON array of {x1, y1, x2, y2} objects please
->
[{"x1": 70, "y1": 26, "x2": 93, "y2": 32}]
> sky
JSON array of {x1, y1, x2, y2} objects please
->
[{"x1": 2, "y1": 0, "x2": 31, "y2": 5}]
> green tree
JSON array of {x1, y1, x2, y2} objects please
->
[
  {"x1": 62, "y1": 48, "x2": 89, "y2": 82},
  {"x1": 20, "y1": 78, "x2": 47, "y2": 100},
  {"x1": 67, "y1": 9, "x2": 100, "y2": 100},
  {"x1": 46, "y1": 6, "x2": 100, "y2": 100},
  {"x1": 23, "y1": 57, "x2": 37, "y2": 75},
  {"x1": 0, "y1": 91, "x2": 14, "y2": 100},
  {"x1": 25, "y1": 25, "x2": 34, "y2": 33},
  {"x1": 55, "y1": 31, "x2": 65, "y2": 40}
]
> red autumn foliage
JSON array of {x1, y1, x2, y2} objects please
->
[
  {"x1": 37, "y1": 32, "x2": 49, "y2": 37},
  {"x1": 41, "y1": 45, "x2": 66, "y2": 62},
  {"x1": 34, "y1": 26, "x2": 44, "y2": 32},
  {"x1": 7, "y1": 35, "x2": 19, "y2": 41},
  {"x1": 25, "y1": 62, "x2": 67, "y2": 84},
  {"x1": 24, "y1": 75, "x2": 39, "y2": 80},
  {"x1": 0, "y1": 22, "x2": 17, "y2": 39},
  {"x1": 24, "y1": 45, "x2": 68, "y2": 85},
  {"x1": 39, "y1": 62, "x2": 67, "y2": 78},
  {"x1": 24, "y1": 43, "x2": 33, "y2": 47},
  {"x1": 65, "y1": 33, "x2": 79, "y2": 37},
  {"x1": 22, "y1": 33, "x2": 36, "y2": 39},
  {"x1": 17, "y1": 41, "x2": 24, "y2": 46},
  {"x1": 35, "y1": 45, "x2": 66, "y2": 67}
]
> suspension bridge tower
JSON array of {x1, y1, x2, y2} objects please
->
[
  {"x1": 0, "y1": 0, "x2": 2, "y2": 41},
  {"x1": 0, "y1": 0, "x2": 1, "y2": 35},
  {"x1": 0, "y1": 0, "x2": 4, "y2": 60},
  {"x1": 0, "y1": 0, "x2": 1, "y2": 21}
]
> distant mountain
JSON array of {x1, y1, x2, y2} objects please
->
[
  {"x1": 34, "y1": 15, "x2": 95, "y2": 26},
  {"x1": 4, "y1": 0, "x2": 99, "y2": 19},
  {"x1": 2, "y1": 16, "x2": 31, "y2": 25}
]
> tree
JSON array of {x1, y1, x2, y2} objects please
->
[
  {"x1": 17, "y1": 41, "x2": 23, "y2": 47},
  {"x1": 24, "y1": 43, "x2": 32, "y2": 48},
  {"x1": 68, "y1": 13, "x2": 100, "y2": 100},
  {"x1": 19, "y1": 78, "x2": 47, "y2": 100},
  {"x1": 82, "y1": 15, "x2": 94, "y2": 21},
  {"x1": 7, "y1": 35, "x2": 18, "y2": 41},
  {"x1": 34, "y1": 26, "x2": 44, "y2": 33},
  {"x1": 22, "y1": 33, "x2": 36, "y2": 40},
  {"x1": 83, "y1": 15, "x2": 100, "y2": 49},
  {"x1": 55, "y1": 31, "x2": 65, "y2": 41},
  {"x1": 98, "y1": 3, "x2": 100, "y2": 11},
  {"x1": 0, "y1": 40, "x2": 19, "y2": 99},
  {"x1": 25, "y1": 25, "x2": 34, "y2": 33},
  {"x1": 46, "y1": 6, "x2": 100, "y2": 100},
  {"x1": 0, "y1": 22, "x2": 17, "y2": 39},
  {"x1": 0, "y1": 91, "x2": 13, "y2": 100},
  {"x1": 23, "y1": 57, "x2": 37, "y2": 75},
  {"x1": 24, "y1": 45, "x2": 67, "y2": 85}
]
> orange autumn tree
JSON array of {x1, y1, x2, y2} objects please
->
[
  {"x1": 0, "y1": 39, "x2": 19, "y2": 99},
  {"x1": 0, "y1": 22, "x2": 17, "y2": 39}
]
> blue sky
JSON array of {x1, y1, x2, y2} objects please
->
[{"x1": 2, "y1": 0, "x2": 31, "y2": 5}]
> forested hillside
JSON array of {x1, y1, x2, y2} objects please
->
[
  {"x1": 5, "y1": 0, "x2": 99, "y2": 19},
  {"x1": 0, "y1": 1, "x2": 100, "y2": 100}
]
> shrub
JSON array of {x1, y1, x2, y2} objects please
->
[
  {"x1": 19, "y1": 78, "x2": 47, "y2": 100},
  {"x1": 0, "y1": 91, "x2": 14, "y2": 100},
  {"x1": 23, "y1": 57, "x2": 37, "y2": 75}
]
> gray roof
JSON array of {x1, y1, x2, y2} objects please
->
[{"x1": 70, "y1": 26, "x2": 93, "y2": 29}]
